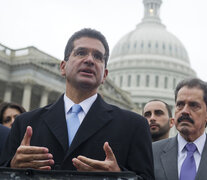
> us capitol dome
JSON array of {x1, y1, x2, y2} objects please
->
[{"x1": 108, "y1": 0, "x2": 196, "y2": 111}]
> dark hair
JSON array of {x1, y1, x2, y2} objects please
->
[
  {"x1": 0, "y1": 102, "x2": 26, "y2": 124},
  {"x1": 175, "y1": 78, "x2": 207, "y2": 106},
  {"x1": 145, "y1": 99, "x2": 172, "y2": 118},
  {"x1": 64, "y1": 28, "x2": 109, "y2": 67}
]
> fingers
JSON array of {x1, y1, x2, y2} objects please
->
[
  {"x1": 72, "y1": 142, "x2": 120, "y2": 172},
  {"x1": 76, "y1": 156, "x2": 107, "y2": 170},
  {"x1": 72, "y1": 157, "x2": 94, "y2": 171},
  {"x1": 15, "y1": 159, "x2": 54, "y2": 169},
  {"x1": 16, "y1": 147, "x2": 52, "y2": 162},
  {"x1": 103, "y1": 142, "x2": 116, "y2": 161},
  {"x1": 21, "y1": 126, "x2": 33, "y2": 146},
  {"x1": 17, "y1": 145, "x2": 49, "y2": 154},
  {"x1": 11, "y1": 146, "x2": 54, "y2": 169}
]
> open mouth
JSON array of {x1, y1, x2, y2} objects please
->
[
  {"x1": 79, "y1": 67, "x2": 95, "y2": 75},
  {"x1": 82, "y1": 69, "x2": 94, "y2": 74}
]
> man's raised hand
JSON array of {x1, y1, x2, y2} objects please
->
[
  {"x1": 72, "y1": 142, "x2": 121, "y2": 172},
  {"x1": 10, "y1": 126, "x2": 54, "y2": 170}
]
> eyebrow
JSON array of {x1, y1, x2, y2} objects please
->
[
  {"x1": 73, "y1": 47, "x2": 103, "y2": 54},
  {"x1": 154, "y1": 109, "x2": 164, "y2": 112},
  {"x1": 154, "y1": 109, "x2": 164, "y2": 113},
  {"x1": 143, "y1": 111, "x2": 151, "y2": 115}
]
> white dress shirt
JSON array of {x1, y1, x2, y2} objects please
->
[
  {"x1": 177, "y1": 132, "x2": 206, "y2": 178},
  {"x1": 64, "y1": 93, "x2": 97, "y2": 124}
]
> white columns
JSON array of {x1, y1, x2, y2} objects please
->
[
  {"x1": 3, "y1": 84, "x2": 12, "y2": 102},
  {"x1": 22, "y1": 84, "x2": 32, "y2": 111},
  {"x1": 40, "y1": 88, "x2": 49, "y2": 107}
]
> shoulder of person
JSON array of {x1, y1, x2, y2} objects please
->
[
  {"x1": 108, "y1": 103, "x2": 147, "y2": 123},
  {"x1": 0, "y1": 124, "x2": 10, "y2": 134},
  {"x1": 16, "y1": 94, "x2": 64, "y2": 121},
  {"x1": 17, "y1": 103, "x2": 52, "y2": 118},
  {"x1": 152, "y1": 137, "x2": 175, "y2": 151},
  {"x1": 97, "y1": 95, "x2": 148, "y2": 124}
]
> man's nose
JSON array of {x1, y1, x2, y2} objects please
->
[
  {"x1": 181, "y1": 104, "x2": 190, "y2": 115},
  {"x1": 83, "y1": 53, "x2": 95, "y2": 65},
  {"x1": 149, "y1": 114, "x2": 156, "y2": 122}
]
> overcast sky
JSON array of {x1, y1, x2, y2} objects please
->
[{"x1": 1, "y1": 0, "x2": 207, "y2": 81}]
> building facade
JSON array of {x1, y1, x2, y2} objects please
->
[{"x1": 0, "y1": 43, "x2": 134, "y2": 111}]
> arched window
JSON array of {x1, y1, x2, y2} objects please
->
[
  {"x1": 128, "y1": 75, "x2": 131, "y2": 87},
  {"x1": 169, "y1": 45, "x2": 172, "y2": 52},
  {"x1": 164, "y1": 77, "x2": 168, "y2": 89},
  {"x1": 137, "y1": 75, "x2": 140, "y2": 86},
  {"x1": 155, "y1": 76, "x2": 159, "y2": 88},
  {"x1": 175, "y1": 46, "x2": 177, "y2": 56},
  {"x1": 120, "y1": 76, "x2": 123, "y2": 87},
  {"x1": 163, "y1": 43, "x2": 165, "y2": 50},
  {"x1": 134, "y1": 42, "x2": 137, "y2": 48},
  {"x1": 173, "y1": 78, "x2": 176, "y2": 89},
  {"x1": 141, "y1": 41, "x2": 144, "y2": 48},
  {"x1": 146, "y1": 75, "x2": 150, "y2": 87}
]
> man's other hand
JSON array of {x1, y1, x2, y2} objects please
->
[{"x1": 72, "y1": 142, "x2": 121, "y2": 172}]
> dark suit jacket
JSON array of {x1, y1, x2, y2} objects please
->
[
  {"x1": 152, "y1": 136, "x2": 207, "y2": 180},
  {"x1": 0, "y1": 124, "x2": 10, "y2": 157},
  {"x1": 0, "y1": 94, "x2": 154, "y2": 180}
]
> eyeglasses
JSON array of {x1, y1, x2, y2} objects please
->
[{"x1": 72, "y1": 47, "x2": 105, "y2": 63}]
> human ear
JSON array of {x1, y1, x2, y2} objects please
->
[
  {"x1": 101, "y1": 69, "x2": 108, "y2": 84},
  {"x1": 60, "y1": 61, "x2": 66, "y2": 76},
  {"x1": 169, "y1": 118, "x2": 175, "y2": 128}
]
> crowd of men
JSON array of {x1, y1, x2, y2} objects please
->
[{"x1": 0, "y1": 28, "x2": 206, "y2": 180}]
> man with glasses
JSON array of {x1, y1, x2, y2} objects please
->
[{"x1": 0, "y1": 28, "x2": 154, "y2": 180}]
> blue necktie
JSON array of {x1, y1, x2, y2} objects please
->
[
  {"x1": 180, "y1": 143, "x2": 197, "y2": 180},
  {"x1": 66, "y1": 104, "x2": 82, "y2": 146}
]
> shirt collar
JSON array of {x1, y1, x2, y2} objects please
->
[
  {"x1": 177, "y1": 132, "x2": 206, "y2": 155},
  {"x1": 194, "y1": 132, "x2": 206, "y2": 155},
  {"x1": 64, "y1": 93, "x2": 97, "y2": 115}
]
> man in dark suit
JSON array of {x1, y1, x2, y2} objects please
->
[
  {"x1": 153, "y1": 78, "x2": 207, "y2": 180},
  {"x1": 0, "y1": 124, "x2": 10, "y2": 156},
  {"x1": 0, "y1": 28, "x2": 154, "y2": 180}
]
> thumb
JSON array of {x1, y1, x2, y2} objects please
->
[
  {"x1": 103, "y1": 142, "x2": 116, "y2": 161},
  {"x1": 21, "y1": 126, "x2": 33, "y2": 146}
]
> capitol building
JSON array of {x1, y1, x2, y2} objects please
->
[
  {"x1": 0, "y1": 0, "x2": 196, "y2": 130},
  {"x1": 108, "y1": 0, "x2": 196, "y2": 111}
]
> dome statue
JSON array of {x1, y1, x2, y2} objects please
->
[{"x1": 108, "y1": 0, "x2": 196, "y2": 111}]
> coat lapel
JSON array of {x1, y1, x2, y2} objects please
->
[
  {"x1": 65, "y1": 94, "x2": 112, "y2": 157},
  {"x1": 43, "y1": 95, "x2": 69, "y2": 153},
  {"x1": 195, "y1": 135, "x2": 207, "y2": 180},
  {"x1": 161, "y1": 137, "x2": 179, "y2": 180}
]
